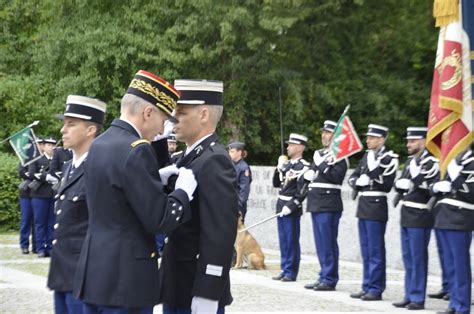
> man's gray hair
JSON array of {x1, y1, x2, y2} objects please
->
[
  {"x1": 202, "y1": 105, "x2": 223, "y2": 127},
  {"x1": 120, "y1": 94, "x2": 152, "y2": 114}
]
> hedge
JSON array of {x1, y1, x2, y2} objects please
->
[{"x1": 0, "y1": 152, "x2": 21, "y2": 231}]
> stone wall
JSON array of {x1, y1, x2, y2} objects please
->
[{"x1": 245, "y1": 166, "x2": 474, "y2": 276}]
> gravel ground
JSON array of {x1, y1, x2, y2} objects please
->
[{"x1": 0, "y1": 234, "x2": 458, "y2": 313}]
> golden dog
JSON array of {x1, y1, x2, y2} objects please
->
[{"x1": 234, "y1": 217, "x2": 266, "y2": 270}]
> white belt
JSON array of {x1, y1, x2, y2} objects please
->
[
  {"x1": 359, "y1": 191, "x2": 387, "y2": 197},
  {"x1": 400, "y1": 200, "x2": 429, "y2": 209},
  {"x1": 278, "y1": 195, "x2": 292, "y2": 201},
  {"x1": 438, "y1": 198, "x2": 474, "y2": 211},
  {"x1": 308, "y1": 182, "x2": 341, "y2": 190}
]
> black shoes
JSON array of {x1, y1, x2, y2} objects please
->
[
  {"x1": 428, "y1": 290, "x2": 448, "y2": 299},
  {"x1": 280, "y1": 276, "x2": 295, "y2": 282},
  {"x1": 392, "y1": 300, "x2": 410, "y2": 308},
  {"x1": 21, "y1": 248, "x2": 29, "y2": 254},
  {"x1": 272, "y1": 273, "x2": 284, "y2": 280},
  {"x1": 361, "y1": 293, "x2": 382, "y2": 301},
  {"x1": 435, "y1": 309, "x2": 455, "y2": 314},
  {"x1": 304, "y1": 282, "x2": 319, "y2": 289},
  {"x1": 443, "y1": 293, "x2": 450, "y2": 301},
  {"x1": 406, "y1": 302, "x2": 424, "y2": 310},
  {"x1": 350, "y1": 291, "x2": 366, "y2": 299},
  {"x1": 37, "y1": 251, "x2": 50, "y2": 258},
  {"x1": 313, "y1": 283, "x2": 335, "y2": 291}
]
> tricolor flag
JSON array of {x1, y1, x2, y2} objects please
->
[
  {"x1": 330, "y1": 105, "x2": 363, "y2": 163},
  {"x1": 426, "y1": 0, "x2": 474, "y2": 177},
  {"x1": 6, "y1": 123, "x2": 42, "y2": 166}
]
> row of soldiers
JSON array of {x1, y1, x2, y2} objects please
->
[
  {"x1": 272, "y1": 122, "x2": 473, "y2": 314},
  {"x1": 18, "y1": 138, "x2": 72, "y2": 257}
]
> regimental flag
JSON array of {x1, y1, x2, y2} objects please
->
[
  {"x1": 426, "y1": 0, "x2": 474, "y2": 178},
  {"x1": 330, "y1": 106, "x2": 363, "y2": 163},
  {"x1": 8, "y1": 127, "x2": 42, "y2": 166}
]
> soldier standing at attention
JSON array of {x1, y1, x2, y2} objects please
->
[
  {"x1": 18, "y1": 163, "x2": 36, "y2": 254},
  {"x1": 73, "y1": 70, "x2": 197, "y2": 314},
  {"x1": 348, "y1": 124, "x2": 398, "y2": 301},
  {"x1": 47, "y1": 95, "x2": 107, "y2": 314},
  {"x1": 160, "y1": 79, "x2": 239, "y2": 314},
  {"x1": 302, "y1": 120, "x2": 348, "y2": 291},
  {"x1": 272, "y1": 133, "x2": 309, "y2": 282},
  {"x1": 431, "y1": 148, "x2": 474, "y2": 314},
  {"x1": 392, "y1": 127, "x2": 439, "y2": 310},
  {"x1": 228, "y1": 141, "x2": 252, "y2": 221},
  {"x1": 29, "y1": 136, "x2": 57, "y2": 258},
  {"x1": 168, "y1": 133, "x2": 183, "y2": 164}
]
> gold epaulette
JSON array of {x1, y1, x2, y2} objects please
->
[{"x1": 131, "y1": 139, "x2": 150, "y2": 148}]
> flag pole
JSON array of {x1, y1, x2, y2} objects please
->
[{"x1": 1, "y1": 121, "x2": 40, "y2": 144}]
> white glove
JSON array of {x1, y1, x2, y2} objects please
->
[
  {"x1": 159, "y1": 165, "x2": 179, "y2": 185},
  {"x1": 447, "y1": 159, "x2": 463, "y2": 181},
  {"x1": 46, "y1": 174, "x2": 59, "y2": 184},
  {"x1": 279, "y1": 206, "x2": 292, "y2": 217},
  {"x1": 277, "y1": 155, "x2": 288, "y2": 171},
  {"x1": 34, "y1": 173, "x2": 41, "y2": 180},
  {"x1": 355, "y1": 174, "x2": 370, "y2": 187},
  {"x1": 191, "y1": 296, "x2": 218, "y2": 314},
  {"x1": 175, "y1": 167, "x2": 197, "y2": 201},
  {"x1": 409, "y1": 158, "x2": 421, "y2": 178},
  {"x1": 367, "y1": 150, "x2": 380, "y2": 171},
  {"x1": 433, "y1": 181, "x2": 452, "y2": 193},
  {"x1": 313, "y1": 150, "x2": 325, "y2": 166},
  {"x1": 153, "y1": 120, "x2": 174, "y2": 141},
  {"x1": 303, "y1": 169, "x2": 316, "y2": 181},
  {"x1": 395, "y1": 178, "x2": 413, "y2": 190}
]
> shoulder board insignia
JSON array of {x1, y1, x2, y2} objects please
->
[
  {"x1": 461, "y1": 156, "x2": 474, "y2": 166},
  {"x1": 131, "y1": 139, "x2": 150, "y2": 148},
  {"x1": 301, "y1": 159, "x2": 310, "y2": 166}
]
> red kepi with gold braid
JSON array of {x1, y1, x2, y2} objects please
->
[{"x1": 426, "y1": 0, "x2": 474, "y2": 178}]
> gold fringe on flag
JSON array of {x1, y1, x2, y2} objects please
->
[{"x1": 433, "y1": 0, "x2": 459, "y2": 27}]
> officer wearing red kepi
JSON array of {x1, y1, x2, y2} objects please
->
[
  {"x1": 47, "y1": 95, "x2": 107, "y2": 314},
  {"x1": 73, "y1": 70, "x2": 197, "y2": 314},
  {"x1": 348, "y1": 124, "x2": 398, "y2": 301},
  {"x1": 392, "y1": 127, "x2": 439, "y2": 310}
]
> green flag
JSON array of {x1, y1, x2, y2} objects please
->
[{"x1": 8, "y1": 127, "x2": 42, "y2": 166}]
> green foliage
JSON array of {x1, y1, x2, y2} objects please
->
[
  {"x1": 1, "y1": 0, "x2": 438, "y2": 166},
  {"x1": 0, "y1": 153, "x2": 20, "y2": 231}
]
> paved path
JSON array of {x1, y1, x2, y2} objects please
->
[{"x1": 0, "y1": 238, "x2": 451, "y2": 313}]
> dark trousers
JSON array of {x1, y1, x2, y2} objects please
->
[
  {"x1": 311, "y1": 211, "x2": 341, "y2": 287},
  {"x1": 54, "y1": 291, "x2": 84, "y2": 314},
  {"x1": 437, "y1": 229, "x2": 472, "y2": 314},
  {"x1": 358, "y1": 219, "x2": 386, "y2": 296},
  {"x1": 19, "y1": 197, "x2": 36, "y2": 251},
  {"x1": 401, "y1": 227, "x2": 431, "y2": 304},
  {"x1": 277, "y1": 215, "x2": 301, "y2": 280},
  {"x1": 162, "y1": 304, "x2": 225, "y2": 314},
  {"x1": 83, "y1": 303, "x2": 152, "y2": 314},
  {"x1": 435, "y1": 228, "x2": 453, "y2": 294},
  {"x1": 31, "y1": 197, "x2": 55, "y2": 253}
]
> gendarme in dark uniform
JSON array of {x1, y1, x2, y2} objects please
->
[
  {"x1": 392, "y1": 127, "x2": 439, "y2": 310},
  {"x1": 348, "y1": 124, "x2": 398, "y2": 300},
  {"x1": 47, "y1": 95, "x2": 107, "y2": 313},
  {"x1": 160, "y1": 80, "x2": 239, "y2": 313},
  {"x1": 301, "y1": 120, "x2": 348, "y2": 291},
  {"x1": 28, "y1": 137, "x2": 57, "y2": 257},
  {"x1": 431, "y1": 149, "x2": 474, "y2": 314},
  {"x1": 272, "y1": 133, "x2": 310, "y2": 282},
  {"x1": 228, "y1": 141, "x2": 252, "y2": 220},
  {"x1": 73, "y1": 70, "x2": 194, "y2": 311}
]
